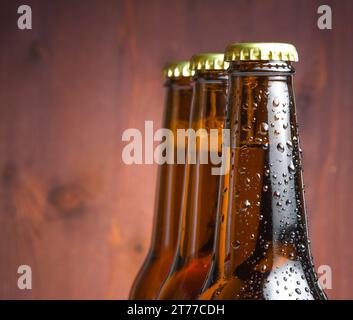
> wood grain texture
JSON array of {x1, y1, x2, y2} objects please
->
[{"x1": 0, "y1": 0, "x2": 352, "y2": 299}]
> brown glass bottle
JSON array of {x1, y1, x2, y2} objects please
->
[
  {"x1": 199, "y1": 43, "x2": 327, "y2": 300},
  {"x1": 157, "y1": 54, "x2": 229, "y2": 300},
  {"x1": 129, "y1": 62, "x2": 193, "y2": 300}
]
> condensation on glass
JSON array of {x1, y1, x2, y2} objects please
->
[{"x1": 199, "y1": 43, "x2": 327, "y2": 300}]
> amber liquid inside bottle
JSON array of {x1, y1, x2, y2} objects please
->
[
  {"x1": 157, "y1": 71, "x2": 228, "y2": 300},
  {"x1": 199, "y1": 61, "x2": 327, "y2": 300},
  {"x1": 129, "y1": 77, "x2": 192, "y2": 300}
]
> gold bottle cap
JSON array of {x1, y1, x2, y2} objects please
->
[
  {"x1": 190, "y1": 53, "x2": 229, "y2": 71},
  {"x1": 163, "y1": 61, "x2": 193, "y2": 78},
  {"x1": 224, "y1": 42, "x2": 299, "y2": 62}
]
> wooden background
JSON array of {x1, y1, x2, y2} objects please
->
[{"x1": 0, "y1": 0, "x2": 352, "y2": 299}]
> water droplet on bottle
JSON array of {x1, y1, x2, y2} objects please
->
[
  {"x1": 261, "y1": 265, "x2": 267, "y2": 272},
  {"x1": 259, "y1": 122, "x2": 269, "y2": 135},
  {"x1": 286, "y1": 140, "x2": 293, "y2": 150},
  {"x1": 299, "y1": 244, "x2": 306, "y2": 252},
  {"x1": 263, "y1": 185, "x2": 268, "y2": 192},
  {"x1": 295, "y1": 288, "x2": 302, "y2": 295},
  {"x1": 232, "y1": 240, "x2": 241, "y2": 249},
  {"x1": 283, "y1": 122, "x2": 288, "y2": 129},
  {"x1": 273, "y1": 190, "x2": 281, "y2": 198},
  {"x1": 239, "y1": 167, "x2": 246, "y2": 174},
  {"x1": 244, "y1": 200, "x2": 251, "y2": 208},
  {"x1": 288, "y1": 161, "x2": 296, "y2": 174},
  {"x1": 262, "y1": 142, "x2": 269, "y2": 150},
  {"x1": 277, "y1": 143, "x2": 285, "y2": 153},
  {"x1": 273, "y1": 97, "x2": 280, "y2": 107}
]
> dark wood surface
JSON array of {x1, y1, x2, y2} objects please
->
[{"x1": 0, "y1": 0, "x2": 352, "y2": 299}]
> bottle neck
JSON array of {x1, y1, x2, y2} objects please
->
[
  {"x1": 178, "y1": 70, "x2": 228, "y2": 260},
  {"x1": 163, "y1": 77, "x2": 193, "y2": 131},
  {"x1": 216, "y1": 61, "x2": 312, "y2": 279},
  {"x1": 150, "y1": 77, "x2": 192, "y2": 254}
]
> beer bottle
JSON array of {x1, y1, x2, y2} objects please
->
[
  {"x1": 129, "y1": 62, "x2": 193, "y2": 300},
  {"x1": 158, "y1": 53, "x2": 229, "y2": 300},
  {"x1": 199, "y1": 43, "x2": 327, "y2": 300}
]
